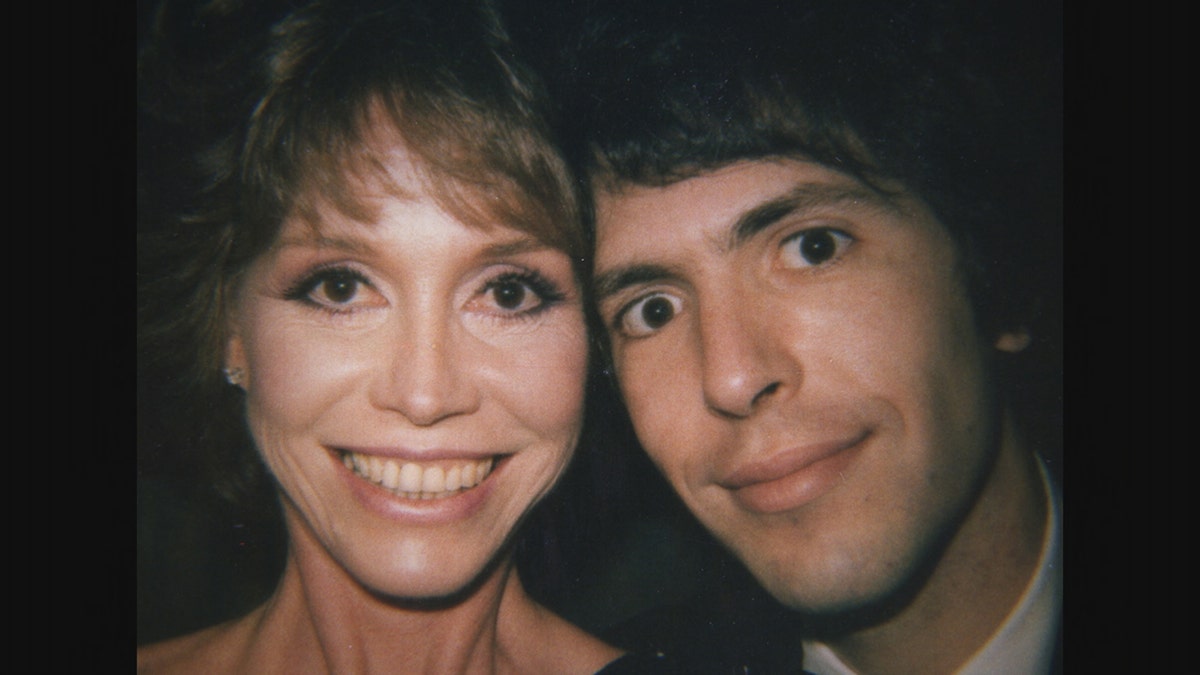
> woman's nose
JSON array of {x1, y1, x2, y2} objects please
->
[{"x1": 369, "y1": 313, "x2": 481, "y2": 426}]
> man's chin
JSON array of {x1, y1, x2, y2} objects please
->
[{"x1": 752, "y1": 560, "x2": 937, "y2": 639}]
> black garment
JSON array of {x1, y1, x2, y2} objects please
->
[
  {"x1": 596, "y1": 650, "x2": 815, "y2": 675},
  {"x1": 601, "y1": 592, "x2": 809, "y2": 675},
  {"x1": 594, "y1": 651, "x2": 680, "y2": 674}
]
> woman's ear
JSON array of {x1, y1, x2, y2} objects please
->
[
  {"x1": 224, "y1": 331, "x2": 249, "y2": 389},
  {"x1": 994, "y1": 327, "x2": 1032, "y2": 353}
]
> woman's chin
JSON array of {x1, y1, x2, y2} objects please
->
[{"x1": 345, "y1": 543, "x2": 512, "y2": 606}]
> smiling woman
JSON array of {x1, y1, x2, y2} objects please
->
[
  {"x1": 136, "y1": 0, "x2": 665, "y2": 672},
  {"x1": 224, "y1": 139, "x2": 591, "y2": 603}
]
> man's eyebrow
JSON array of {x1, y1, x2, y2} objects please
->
[
  {"x1": 593, "y1": 264, "x2": 677, "y2": 304},
  {"x1": 727, "y1": 183, "x2": 892, "y2": 249},
  {"x1": 593, "y1": 183, "x2": 893, "y2": 303}
]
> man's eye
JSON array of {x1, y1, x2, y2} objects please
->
[
  {"x1": 780, "y1": 227, "x2": 854, "y2": 268},
  {"x1": 617, "y1": 293, "x2": 682, "y2": 337}
]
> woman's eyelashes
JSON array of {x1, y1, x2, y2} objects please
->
[
  {"x1": 473, "y1": 270, "x2": 567, "y2": 318},
  {"x1": 779, "y1": 226, "x2": 854, "y2": 269},
  {"x1": 284, "y1": 265, "x2": 384, "y2": 313},
  {"x1": 283, "y1": 264, "x2": 568, "y2": 320}
]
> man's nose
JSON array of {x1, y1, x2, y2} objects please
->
[{"x1": 697, "y1": 292, "x2": 792, "y2": 419}]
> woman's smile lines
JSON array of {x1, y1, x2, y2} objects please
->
[{"x1": 341, "y1": 451, "x2": 496, "y2": 499}]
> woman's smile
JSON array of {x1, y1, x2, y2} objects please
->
[{"x1": 339, "y1": 449, "x2": 498, "y2": 500}]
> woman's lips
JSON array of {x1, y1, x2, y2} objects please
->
[
  {"x1": 720, "y1": 430, "x2": 871, "y2": 514},
  {"x1": 338, "y1": 449, "x2": 499, "y2": 500}
]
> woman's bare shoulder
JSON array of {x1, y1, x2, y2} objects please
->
[
  {"x1": 505, "y1": 600, "x2": 626, "y2": 675},
  {"x1": 137, "y1": 618, "x2": 251, "y2": 675}
]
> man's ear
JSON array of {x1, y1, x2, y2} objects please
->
[{"x1": 994, "y1": 327, "x2": 1032, "y2": 353}]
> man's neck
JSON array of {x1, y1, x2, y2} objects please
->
[{"x1": 823, "y1": 417, "x2": 1049, "y2": 674}]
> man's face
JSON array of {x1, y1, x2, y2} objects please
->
[{"x1": 593, "y1": 159, "x2": 1017, "y2": 613}]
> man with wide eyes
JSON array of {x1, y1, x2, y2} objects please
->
[{"x1": 548, "y1": 0, "x2": 1062, "y2": 672}]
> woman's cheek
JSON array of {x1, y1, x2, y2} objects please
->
[{"x1": 243, "y1": 316, "x2": 365, "y2": 425}]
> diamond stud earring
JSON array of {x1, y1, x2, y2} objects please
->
[{"x1": 224, "y1": 366, "x2": 245, "y2": 387}]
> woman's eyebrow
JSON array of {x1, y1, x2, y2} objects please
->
[
  {"x1": 726, "y1": 183, "x2": 892, "y2": 249},
  {"x1": 273, "y1": 232, "x2": 374, "y2": 254},
  {"x1": 480, "y1": 236, "x2": 550, "y2": 258},
  {"x1": 273, "y1": 231, "x2": 550, "y2": 260}
]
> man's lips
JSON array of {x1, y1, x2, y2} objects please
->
[{"x1": 719, "y1": 430, "x2": 871, "y2": 513}]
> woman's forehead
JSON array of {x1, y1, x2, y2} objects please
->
[
  {"x1": 287, "y1": 131, "x2": 450, "y2": 232},
  {"x1": 273, "y1": 102, "x2": 578, "y2": 258}
]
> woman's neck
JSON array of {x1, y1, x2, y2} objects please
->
[
  {"x1": 246, "y1": 539, "x2": 509, "y2": 673},
  {"x1": 227, "y1": 537, "x2": 621, "y2": 674}
]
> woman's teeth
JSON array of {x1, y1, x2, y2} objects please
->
[{"x1": 342, "y1": 452, "x2": 495, "y2": 499}]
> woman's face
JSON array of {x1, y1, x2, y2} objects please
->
[{"x1": 225, "y1": 147, "x2": 588, "y2": 599}]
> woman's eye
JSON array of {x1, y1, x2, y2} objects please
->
[
  {"x1": 478, "y1": 272, "x2": 565, "y2": 316},
  {"x1": 491, "y1": 278, "x2": 531, "y2": 310},
  {"x1": 287, "y1": 268, "x2": 382, "y2": 311},
  {"x1": 618, "y1": 293, "x2": 683, "y2": 338},
  {"x1": 314, "y1": 272, "x2": 361, "y2": 304},
  {"x1": 780, "y1": 227, "x2": 854, "y2": 268}
]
